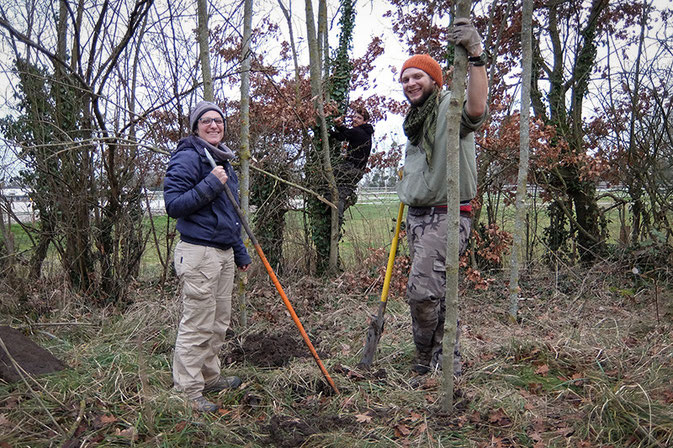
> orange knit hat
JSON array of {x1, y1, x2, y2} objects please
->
[{"x1": 400, "y1": 54, "x2": 443, "y2": 87}]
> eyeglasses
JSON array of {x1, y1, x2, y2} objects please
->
[{"x1": 199, "y1": 117, "x2": 224, "y2": 126}]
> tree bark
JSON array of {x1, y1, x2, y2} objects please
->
[
  {"x1": 508, "y1": 0, "x2": 533, "y2": 321},
  {"x1": 197, "y1": 0, "x2": 213, "y2": 101},
  {"x1": 441, "y1": 0, "x2": 470, "y2": 413},
  {"x1": 238, "y1": 0, "x2": 253, "y2": 327},
  {"x1": 304, "y1": 0, "x2": 339, "y2": 273}
]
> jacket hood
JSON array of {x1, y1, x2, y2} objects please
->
[
  {"x1": 174, "y1": 135, "x2": 200, "y2": 154},
  {"x1": 359, "y1": 123, "x2": 374, "y2": 135}
]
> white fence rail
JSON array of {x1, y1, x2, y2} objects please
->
[
  {"x1": 0, "y1": 184, "x2": 627, "y2": 222},
  {"x1": 1, "y1": 187, "x2": 403, "y2": 222}
]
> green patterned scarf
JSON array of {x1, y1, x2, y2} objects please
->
[{"x1": 403, "y1": 88, "x2": 440, "y2": 166}]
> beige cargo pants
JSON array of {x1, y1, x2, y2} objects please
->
[{"x1": 172, "y1": 240, "x2": 235, "y2": 399}]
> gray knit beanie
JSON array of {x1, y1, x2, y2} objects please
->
[{"x1": 189, "y1": 101, "x2": 226, "y2": 133}]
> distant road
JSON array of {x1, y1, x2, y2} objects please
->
[
  {"x1": 1, "y1": 187, "x2": 402, "y2": 222},
  {"x1": 0, "y1": 189, "x2": 166, "y2": 221},
  {"x1": 1, "y1": 184, "x2": 624, "y2": 222}
]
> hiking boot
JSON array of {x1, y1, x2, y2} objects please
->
[
  {"x1": 431, "y1": 352, "x2": 462, "y2": 376},
  {"x1": 412, "y1": 362, "x2": 430, "y2": 375},
  {"x1": 203, "y1": 375, "x2": 242, "y2": 393},
  {"x1": 412, "y1": 351, "x2": 432, "y2": 375},
  {"x1": 192, "y1": 396, "x2": 219, "y2": 412}
]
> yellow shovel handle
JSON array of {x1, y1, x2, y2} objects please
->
[{"x1": 380, "y1": 202, "x2": 405, "y2": 303}]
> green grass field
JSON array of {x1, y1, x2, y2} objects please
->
[{"x1": 1, "y1": 193, "x2": 641, "y2": 280}]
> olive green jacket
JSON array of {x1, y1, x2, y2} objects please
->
[{"x1": 397, "y1": 91, "x2": 488, "y2": 207}]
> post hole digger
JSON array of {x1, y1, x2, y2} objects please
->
[
  {"x1": 204, "y1": 148, "x2": 339, "y2": 395},
  {"x1": 358, "y1": 202, "x2": 405, "y2": 369}
]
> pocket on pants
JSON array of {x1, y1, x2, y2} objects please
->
[
  {"x1": 182, "y1": 270, "x2": 213, "y2": 301},
  {"x1": 175, "y1": 242, "x2": 207, "y2": 278},
  {"x1": 175, "y1": 243, "x2": 218, "y2": 300}
]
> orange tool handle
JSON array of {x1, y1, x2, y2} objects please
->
[
  {"x1": 252, "y1": 242, "x2": 339, "y2": 394},
  {"x1": 204, "y1": 148, "x2": 339, "y2": 394}
]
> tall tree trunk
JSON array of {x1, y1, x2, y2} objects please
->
[
  {"x1": 0, "y1": 193, "x2": 15, "y2": 280},
  {"x1": 55, "y1": 0, "x2": 93, "y2": 291},
  {"x1": 238, "y1": 0, "x2": 253, "y2": 327},
  {"x1": 318, "y1": 0, "x2": 328, "y2": 82},
  {"x1": 304, "y1": 0, "x2": 339, "y2": 273},
  {"x1": 441, "y1": 0, "x2": 470, "y2": 412},
  {"x1": 508, "y1": 0, "x2": 533, "y2": 321},
  {"x1": 626, "y1": 0, "x2": 649, "y2": 244},
  {"x1": 197, "y1": 0, "x2": 213, "y2": 101},
  {"x1": 277, "y1": 0, "x2": 312, "y2": 273}
]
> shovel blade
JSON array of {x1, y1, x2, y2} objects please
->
[{"x1": 358, "y1": 315, "x2": 385, "y2": 369}]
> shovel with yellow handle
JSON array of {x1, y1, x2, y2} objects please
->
[{"x1": 358, "y1": 201, "x2": 405, "y2": 368}]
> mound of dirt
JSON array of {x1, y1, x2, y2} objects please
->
[
  {"x1": 0, "y1": 326, "x2": 67, "y2": 383},
  {"x1": 226, "y1": 331, "x2": 328, "y2": 368},
  {"x1": 267, "y1": 414, "x2": 355, "y2": 447}
]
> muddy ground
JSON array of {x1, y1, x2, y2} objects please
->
[{"x1": 0, "y1": 325, "x2": 66, "y2": 382}]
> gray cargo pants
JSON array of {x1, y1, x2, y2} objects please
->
[{"x1": 406, "y1": 206, "x2": 471, "y2": 374}]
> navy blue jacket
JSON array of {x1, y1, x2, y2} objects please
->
[{"x1": 164, "y1": 135, "x2": 252, "y2": 267}]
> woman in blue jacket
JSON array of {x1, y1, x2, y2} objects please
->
[{"x1": 164, "y1": 101, "x2": 251, "y2": 412}]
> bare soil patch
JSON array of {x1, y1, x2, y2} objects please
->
[
  {"x1": 0, "y1": 325, "x2": 66, "y2": 383},
  {"x1": 267, "y1": 414, "x2": 355, "y2": 447},
  {"x1": 226, "y1": 331, "x2": 329, "y2": 367}
]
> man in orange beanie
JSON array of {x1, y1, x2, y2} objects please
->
[{"x1": 396, "y1": 18, "x2": 489, "y2": 377}]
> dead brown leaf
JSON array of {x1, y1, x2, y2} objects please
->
[
  {"x1": 355, "y1": 413, "x2": 373, "y2": 423},
  {"x1": 528, "y1": 382, "x2": 543, "y2": 394},
  {"x1": 529, "y1": 431, "x2": 543, "y2": 442},
  {"x1": 0, "y1": 414, "x2": 10, "y2": 426},
  {"x1": 534, "y1": 364, "x2": 549, "y2": 376},
  {"x1": 93, "y1": 414, "x2": 117, "y2": 429},
  {"x1": 556, "y1": 426, "x2": 574, "y2": 437},
  {"x1": 661, "y1": 389, "x2": 673, "y2": 404},
  {"x1": 408, "y1": 411, "x2": 423, "y2": 422},
  {"x1": 468, "y1": 410, "x2": 482, "y2": 423},
  {"x1": 414, "y1": 422, "x2": 427, "y2": 435},
  {"x1": 489, "y1": 434, "x2": 505, "y2": 447},
  {"x1": 115, "y1": 427, "x2": 138, "y2": 441},
  {"x1": 394, "y1": 423, "x2": 411, "y2": 438},
  {"x1": 487, "y1": 408, "x2": 512, "y2": 427}
]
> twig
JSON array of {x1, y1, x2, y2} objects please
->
[
  {"x1": 17, "y1": 322, "x2": 96, "y2": 328},
  {"x1": 64, "y1": 399, "x2": 86, "y2": 441},
  {"x1": 249, "y1": 164, "x2": 336, "y2": 210}
]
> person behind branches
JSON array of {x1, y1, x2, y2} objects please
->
[
  {"x1": 164, "y1": 101, "x2": 251, "y2": 412},
  {"x1": 329, "y1": 107, "x2": 374, "y2": 229},
  {"x1": 396, "y1": 18, "x2": 489, "y2": 376}
]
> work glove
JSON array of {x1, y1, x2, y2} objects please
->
[{"x1": 448, "y1": 18, "x2": 482, "y2": 56}]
